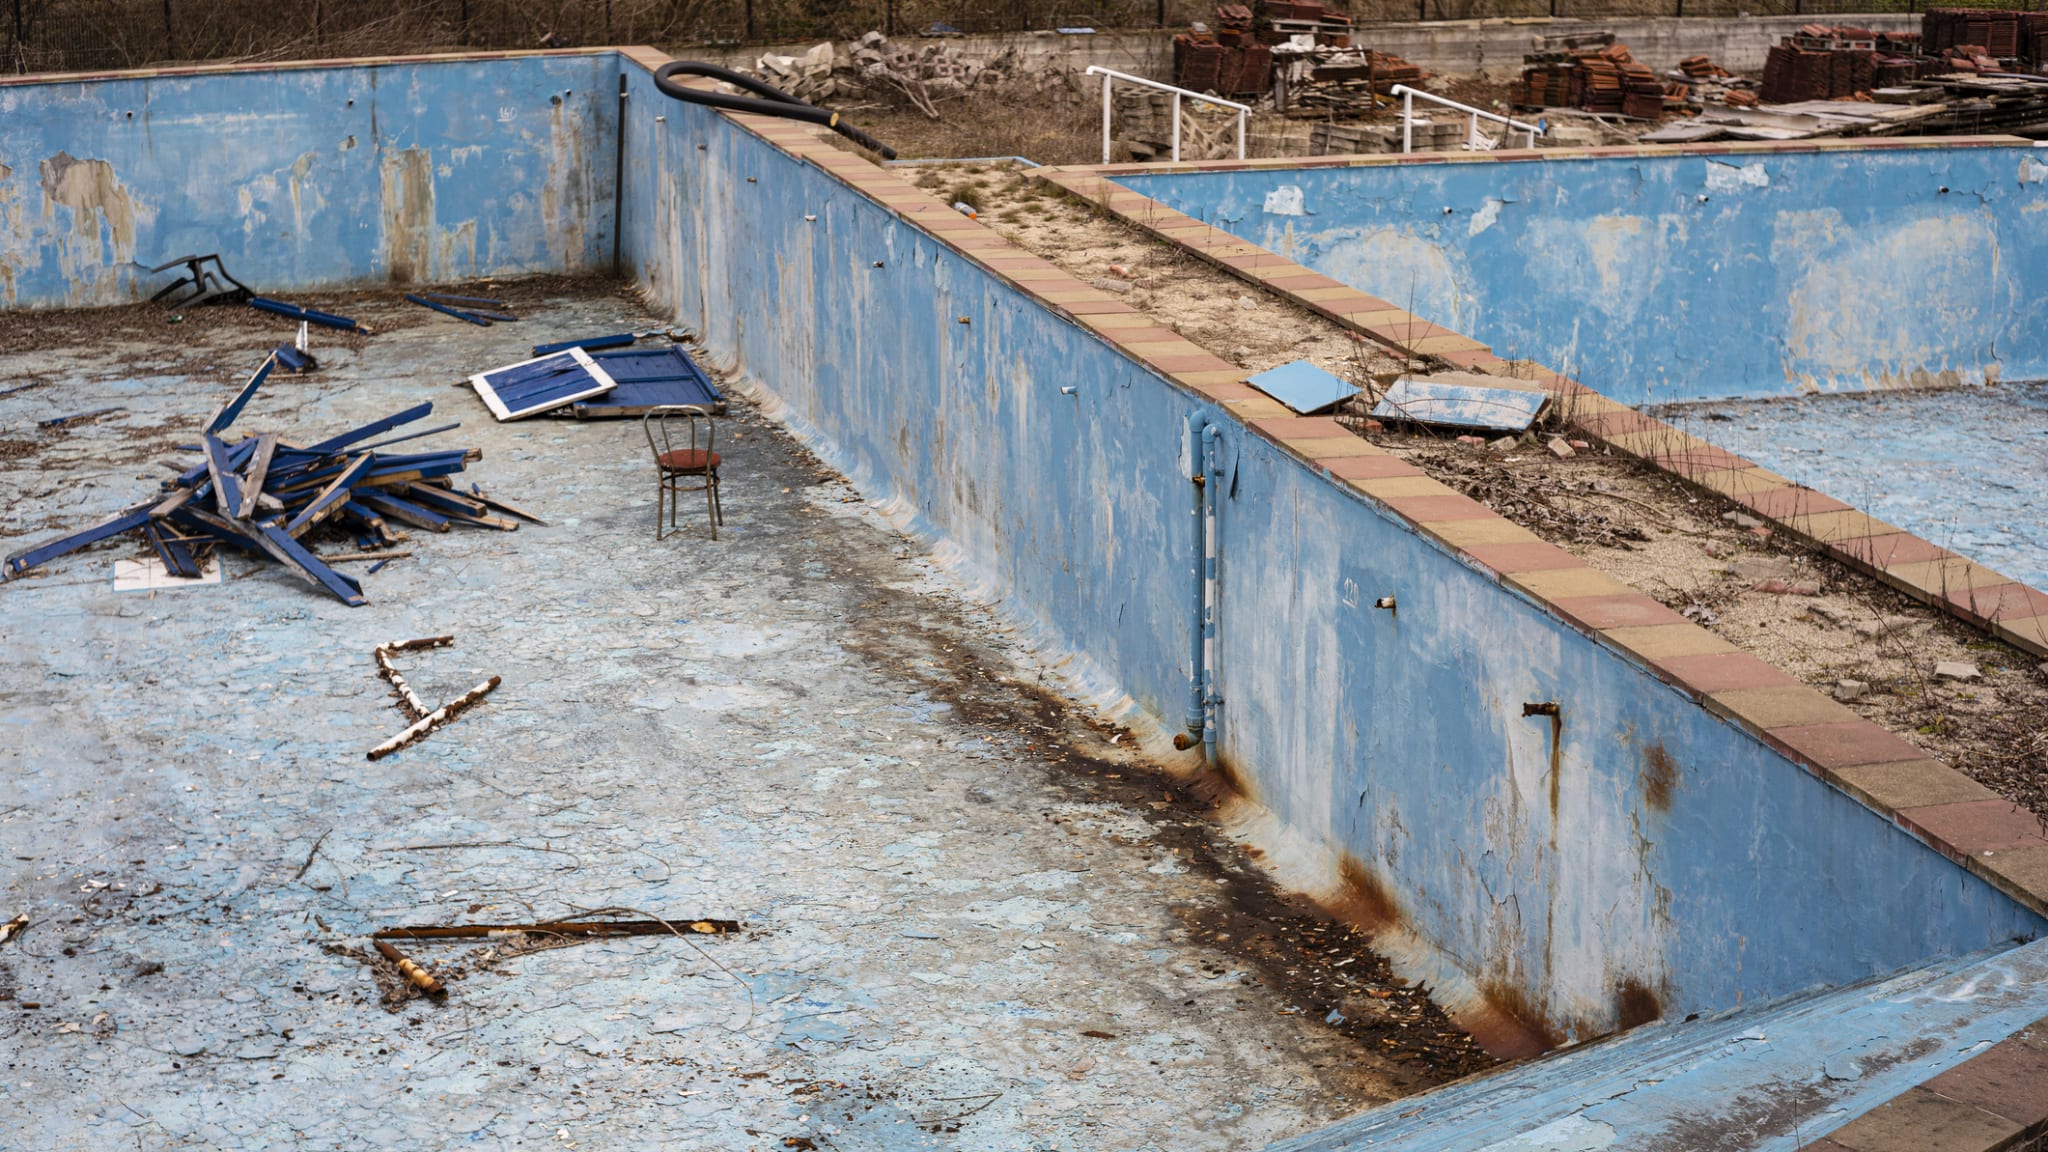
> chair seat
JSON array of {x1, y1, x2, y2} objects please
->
[{"x1": 658, "y1": 449, "x2": 720, "y2": 473}]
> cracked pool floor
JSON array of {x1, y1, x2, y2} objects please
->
[{"x1": 0, "y1": 283, "x2": 1452, "y2": 1150}]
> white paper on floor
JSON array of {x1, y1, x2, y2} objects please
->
[{"x1": 112, "y1": 557, "x2": 222, "y2": 591}]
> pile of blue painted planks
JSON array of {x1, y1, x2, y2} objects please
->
[{"x1": 1, "y1": 352, "x2": 538, "y2": 606}]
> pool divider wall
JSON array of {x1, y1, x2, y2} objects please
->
[
  {"x1": 0, "y1": 50, "x2": 621, "y2": 309},
  {"x1": 1101, "y1": 142, "x2": 2048, "y2": 405},
  {"x1": 613, "y1": 52, "x2": 2046, "y2": 1045}
]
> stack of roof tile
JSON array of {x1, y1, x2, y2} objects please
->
[
  {"x1": 1925, "y1": 8, "x2": 2047, "y2": 65},
  {"x1": 1515, "y1": 42, "x2": 1671, "y2": 119}
]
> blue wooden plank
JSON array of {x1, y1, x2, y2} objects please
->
[
  {"x1": 175, "y1": 435, "x2": 260, "y2": 489},
  {"x1": 254, "y1": 522, "x2": 365, "y2": 606},
  {"x1": 207, "y1": 352, "x2": 276, "y2": 435},
  {"x1": 248, "y1": 296, "x2": 365, "y2": 332},
  {"x1": 406, "y1": 294, "x2": 493, "y2": 327},
  {"x1": 141, "y1": 521, "x2": 200, "y2": 578},
  {"x1": 167, "y1": 508, "x2": 264, "y2": 555},
  {"x1": 301, "y1": 402, "x2": 435, "y2": 456},
  {"x1": 202, "y1": 434, "x2": 245, "y2": 517},
  {"x1": 533, "y1": 333, "x2": 636, "y2": 356},
  {"x1": 285, "y1": 454, "x2": 375, "y2": 536},
  {"x1": 3, "y1": 504, "x2": 154, "y2": 577},
  {"x1": 355, "y1": 490, "x2": 450, "y2": 532},
  {"x1": 1246, "y1": 360, "x2": 1361, "y2": 416}
]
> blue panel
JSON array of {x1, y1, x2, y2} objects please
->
[
  {"x1": 1246, "y1": 360, "x2": 1359, "y2": 415},
  {"x1": 533, "y1": 333, "x2": 638, "y2": 356},
  {"x1": 572, "y1": 347, "x2": 723, "y2": 415},
  {"x1": 1110, "y1": 147, "x2": 2048, "y2": 403}
]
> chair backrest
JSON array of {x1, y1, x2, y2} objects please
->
[{"x1": 643, "y1": 404, "x2": 716, "y2": 464}]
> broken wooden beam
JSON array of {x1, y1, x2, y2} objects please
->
[
  {"x1": 366, "y1": 675, "x2": 499, "y2": 760},
  {"x1": 373, "y1": 636, "x2": 454, "y2": 721},
  {"x1": 372, "y1": 938, "x2": 447, "y2": 997},
  {"x1": 3, "y1": 503, "x2": 155, "y2": 578},
  {"x1": 374, "y1": 917, "x2": 739, "y2": 940}
]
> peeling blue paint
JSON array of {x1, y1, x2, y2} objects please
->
[
  {"x1": 0, "y1": 55, "x2": 617, "y2": 308},
  {"x1": 3, "y1": 54, "x2": 2043, "y2": 1055},
  {"x1": 1111, "y1": 147, "x2": 2048, "y2": 403},
  {"x1": 615, "y1": 75, "x2": 2045, "y2": 1041}
]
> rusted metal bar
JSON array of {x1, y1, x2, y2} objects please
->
[
  {"x1": 366, "y1": 675, "x2": 498, "y2": 761},
  {"x1": 372, "y1": 938, "x2": 446, "y2": 997},
  {"x1": 374, "y1": 918, "x2": 738, "y2": 941}
]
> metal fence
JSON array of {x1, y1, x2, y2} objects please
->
[{"x1": 3, "y1": 0, "x2": 2036, "y2": 74}]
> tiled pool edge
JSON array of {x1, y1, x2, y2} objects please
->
[
  {"x1": 1804, "y1": 1013, "x2": 2048, "y2": 1152},
  {"x1": 607, "y1": 73, "x2": 2048, "y2": 923},
  {"x1": 1025, "y1": 161, "x2": 2048, "y2": 922}
]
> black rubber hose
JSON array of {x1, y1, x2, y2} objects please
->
[{"x1": 653, "y1": 60, "x2": 898, "y2": 160}]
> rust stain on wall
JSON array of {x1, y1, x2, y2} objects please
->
[
  {"x1": 1614, "y1": 976, "x2": 1664, "y2": 1030},
  {"x1": 380, "y1": 147, "x2": 434, "y2": 284},
  {"x1": 1643, "y1": 742, "x2": 1680, "y2": 813},
  {"x1": 0, "y1": 161, "x2": 18, "y2": 305}
]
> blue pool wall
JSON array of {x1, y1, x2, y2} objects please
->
[
  {"x1": 1110, "y1": 145, "x2": 2048, "y2": 404},
  {"x1": 614, "y1": 63, "x2": 2044, "y2": 1040},
  {"x1": 2, "y1": 52, "x2": 2040, "y2": 1043},
  {"x1": 0, "y1": 52, "x2": 619, "y2": 308}
]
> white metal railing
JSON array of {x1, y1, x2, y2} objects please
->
[
  {"x1": 1085, "y1": 65, "x2": 1250, "y2": 165},
  {"x1": 1388, "y1": 83, "x2": 1542, "y2": 152}
]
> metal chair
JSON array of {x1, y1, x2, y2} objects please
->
[{"x1": 643, "y1": 405, "x2": 723, "y2": 541}]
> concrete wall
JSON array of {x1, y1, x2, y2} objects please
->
[
  {"x1": 615, "y1": 61, "x2": 2044, "y2": 1042},
  {"x1": 0, "y1": 53, "x2": 618, "y2": 309},
  {"x1": 2, "y1": 52, "x2": 2042, "y2": 1046},
  {"x1": 1114, "y1": 145, "x2": 2048, "y2": 403}
]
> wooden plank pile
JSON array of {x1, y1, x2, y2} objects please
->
[{"x1": 1, "y1": 353, "x2": 538, "y2": 606}]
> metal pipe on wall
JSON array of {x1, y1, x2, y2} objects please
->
[
  {"x1": 1201, "y1": 422, "x2": 1223, "y2": 764},
  {"x1": 1180, "y1": 418, "x2": 1210, "y2": 746}
]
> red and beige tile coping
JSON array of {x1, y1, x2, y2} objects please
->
[
  {"x1": 1802, "y1": 1014, "x2": 2048, "y2": 1152},
  {"x1": 654, "y1": 104, "x2": 2048, "y2": 922},
  {"x1": 1027, "y1": 164, "x2": 2048, "y2": 667}
]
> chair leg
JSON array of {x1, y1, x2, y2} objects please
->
[
  {"x1": 705, "y1": 476, "x2": 717, "y2": 541},
  {"x1": 654, "y1": 476, "x2": 666, "y2": 541},
  {"x1": 712, "y1": 472, "x2": 724, "y2": 525}
]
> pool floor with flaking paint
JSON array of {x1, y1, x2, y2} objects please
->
[{"x1": 0, "y1": 285, "x2": 1456, "y2": 1151}]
